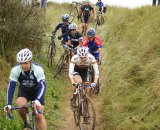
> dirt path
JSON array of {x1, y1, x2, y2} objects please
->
[{"x1": 56, "y1": 86, "x2": 105, "y2": 130}]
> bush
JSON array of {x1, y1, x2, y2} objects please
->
[{"x1": 0, "y1": 0, "x2": 45, "y2": 64}]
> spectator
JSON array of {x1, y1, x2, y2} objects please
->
[{"x1": 152, "y1": 0, "x2": 160, "y2": 6}]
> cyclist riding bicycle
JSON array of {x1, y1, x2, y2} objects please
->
[
  {"x1": 4, "y1": 48, "x2": 47, "y2": 130},
  {"x1": 95, "y1": 0, "x2": 106, "y2": 21},
  {"x1": 83, "y1": 28, "x2": 102, "y2": 65},
  {"x1": 79, "y1": 0, "x2": 96, "y2": 36},
  {"x1": 66, "y1": 23, "x2": 83, "y2": 56},
  {"x1": 69, "y1": 46, "x2": 99, "y2": 108},
  {"x1": 52, "y1": 14, "x2": 71, "y2": 42}
]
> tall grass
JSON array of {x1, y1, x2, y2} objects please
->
[{"x1": 99, "y1": 6, "x2": 160, "y2": 130}]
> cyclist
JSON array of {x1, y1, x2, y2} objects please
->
[
  {"x1": 4, "y1": 48, "x2": 47, "y2": 130},
  {"x1": 79, "y1": 0, "x2": 96, "y2": 36},
  {"x1": 95, "y1": 0, "x2": 106, "y2": 22},
  {"x1": 69, "y1": 46, "x2": 99, "y2": 108},
  {"x1": 52, "y1": 14, "x2": 70, "y2": 42},
  {"x1": 83, "y1": 28, "x2": 102, "y2": 65},
  {"x1": 66, "y1": 23, "x2": 83, "y2": 56}
]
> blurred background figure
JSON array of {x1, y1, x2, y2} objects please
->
[{"x1": 152, "y1": 0, "x2": 160, "y2": 6}]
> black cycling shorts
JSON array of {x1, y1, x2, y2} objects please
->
[
  {"x1": 82, "y1": 15, "x2": 90, "y2": 24},
  {"x1": 17, "y1": 86, "x2": 45, "y2": 105},
  {"x1": 73, "y1": 66, "x2": 89, "y2": 82},
  {"x1": 99, "y1": 7, "x2": 106, "y2": 13}
]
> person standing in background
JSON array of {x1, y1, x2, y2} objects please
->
[{"x1": 152, "y1": 0, "x2": 160, "y2": 6}]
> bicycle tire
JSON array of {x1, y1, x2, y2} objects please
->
[
  {"x1": 73, "y1": 93, "x2": 81, "y2": 126},
  {"x1": 32, "y1": 115, "x2": 37, "y2": 130},
  {"x1": 47, "y1": 43, "x2": 56, "y2": 67},
  {"x1": 79, "y1": 96, "x2": 96, "y2": 130},
  {"x1": 53, "y1": 53, "x2": 66, "y2": 78}
]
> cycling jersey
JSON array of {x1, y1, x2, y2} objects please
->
[
  {"x1": 83, "y1": 36, "x2": 102, "y2": 53},
  {"x1": 96, "y1": 2, "x2": 104, "y2": 8},
  {"x1": 7, "y1": 62, "x2": 46, "y2": 105},
  {"x1": 81, "y1": 5, "x2": 94, "y2": 23},
  {"x1": 69, "y1": 54, "x2": 99, "y2": 80},
  {"x1": 95, "y1": 2, "x2": 106, "y2": 13},
  {"x1": 68, "y1": 32, "x2": 83, "y2": 48},
  {"x1": 54, "y1": 22, "x2": 71, "y2": 41}
]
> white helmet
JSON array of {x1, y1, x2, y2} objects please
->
[
  {"x1": 17, "y1": 48, "x2": 32, "y2": 63},
  {"x1": 69, "y1": 23, "x2": 77, "y2": 30},
  {"x1": 77, "y1": 46, "x2": 89, "y2": 57}
]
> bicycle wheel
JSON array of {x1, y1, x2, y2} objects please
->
[
  {"x1": 32, "y1": 115, "x2": 37, "y2": 130},
  {"x1": 47, "y1": 43, "x2": 56, "y2": 67},
  {"x1": 53, "y1": 53, "x2": 67, "y2": 78},
  {"x1": 79, "y1": 96, "x2": 96, "y2": 130},
  {"x1": 73, "y1": 94, "x2": 80, "y2": 126}
]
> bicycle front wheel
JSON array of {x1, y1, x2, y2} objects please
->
[
  {"x1": 79, "y1": 96, "x2": 96, "y2": 130},
  {"x1": 53, "y1": 53, "x2": 66, "y2": 78}
]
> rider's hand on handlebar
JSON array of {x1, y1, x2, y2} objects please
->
[
  {"x1": 73, "y1": 83, "x2": 80, "y2": 87},
  {"x1": 90, "y1": 82, "x2": 97, "y2": 88},
  {"x1": 33, "y1": 100, "x2": 41, "y2": 107},
  {"x1": 4, "y1": 105, "x2": 11, "y2": 113},
  {"x1": 52, "y1": 31, "x2": 56, "y2": 35},
  {"x1": 58, "y1": 36, "x2": 62, "y2": 40}
]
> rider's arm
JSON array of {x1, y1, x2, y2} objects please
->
[
  {"x1": 92, "y1": 61, "x2": 99, "y2": 83},
  {"x1": 35, "y1": 67, "x2": 46, "y2": 102},
  {"x1": 7, "y1": 67, "x2": 19, "y2": 105},
  {"x1": 69, "y1": 60, "x2": 76, "y2": 84},
  {"x1": 98, "y1": 48, "x2": 102, "y2": 61},
  {"x1": 7, "y1": 80, "x2": 16, "y2": 105},
  {"x1": 61, "y1": 29, "x2": 70, "y2": 38},
  {"x1": 66, "y1": 37, "x2": 72, "y2": 46},
  {"x1": 82, "y1": 38, "x2": 88, "y2": 47},
  {"x1": 53, "y1": 23, "x2": 61, "y2": 33},
  {"x1": 95, "y1": 38, "x2": 103, "y2": 61}
]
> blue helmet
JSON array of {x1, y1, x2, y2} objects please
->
[
  {"x1": 86, "y1": 28, "x2": 96, "y2": 37},
  {"x1": 62, "y1": 14, "x2": 69, "y2": 21}
]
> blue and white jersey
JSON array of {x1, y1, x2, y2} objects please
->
[{"x1": 7, "y1": 62, "x2": 46, "y2": 105}]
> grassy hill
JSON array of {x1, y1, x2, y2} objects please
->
[
  {"x1": 100, "y1": 6, "x2": 160, "y2": 130},
  {"x1": 1, "y1": 2, "x2": 160, "y2": 130}
]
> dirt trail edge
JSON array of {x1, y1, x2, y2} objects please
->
[{"x1": 57, "y1": 86, "x2": 105, "y2": 130}]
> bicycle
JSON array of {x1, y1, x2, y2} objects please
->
[
  {"x1": 93, "y1": 11, "x2": 105, "y2": 29},
  {"x1": 6, "y1": 102, "x2": 42, "y2": 130},
  {"x1": 73, "y1": 83, "x2": 96, "y2": 130},
  {"x1": 70, "y1": 1, "x2": 82, "y2": 21},
  {"x1": 45, "y1": 34, "x2": 58, "y2": 67},
  {"x1": 53, "y1": 42, "x2": 76, "y2": 78}
]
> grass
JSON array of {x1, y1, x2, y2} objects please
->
[
  {"x1": 99, "y1": 6, "x2": 160, "y2": 130},
  {"x1": 1, "y1": 2, "x2": 160, "y2": 130}
]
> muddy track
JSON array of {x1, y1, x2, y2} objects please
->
[{"x1": 56, "y1": 85, "x2": 105, "y2": 130}]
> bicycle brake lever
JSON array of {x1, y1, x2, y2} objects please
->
[{"x1": 35, "y1": 108, "x2": 43, "y2": 115}]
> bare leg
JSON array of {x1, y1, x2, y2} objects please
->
[
  {"x1": 35, "y1": 106, "x2": 47, "y2": 130},
  {"x1": 16, "y1": 97, "x2": 28, "y2": 122}
]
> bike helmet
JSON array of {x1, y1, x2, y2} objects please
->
[
  {"x1": 62, "y1": 14, "x2": 69, "y2": 21},
  {"x1": 85, "y1": 0, "x2": 90, "y2": 3},
  {"x1": 17, "y1": 48, "x2": 32, "y2": 63},
  {"x1": 77, "y1": 46, "x2": 89, "y2": 57},
  {"x1": 68, "y1": 23, "x2": 77, "y2": 30},
  {"x1": 86, "y1": 28, "x2": 96, "y2": 37}
]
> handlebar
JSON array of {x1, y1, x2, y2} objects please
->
[
  {"x1": 62, "y1": 43, "x2": 76, "y2": 52},
  {"x1": 72, "y1": 1, "x2": 82, "y2": 6},
  {"x1": 6, "y1": 103, "x2": 42, "y2": 119}
]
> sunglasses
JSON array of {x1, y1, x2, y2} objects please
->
[{"x1": 71, "y1": 29, "x2": 76, "y2": 31}]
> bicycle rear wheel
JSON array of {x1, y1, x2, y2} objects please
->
[
  {"x1": 53, "y1": 53, "x2": 66, "y2": 78},
  {"x1": 79, "y1": 96, "x2": 96, "y2": 130}
]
